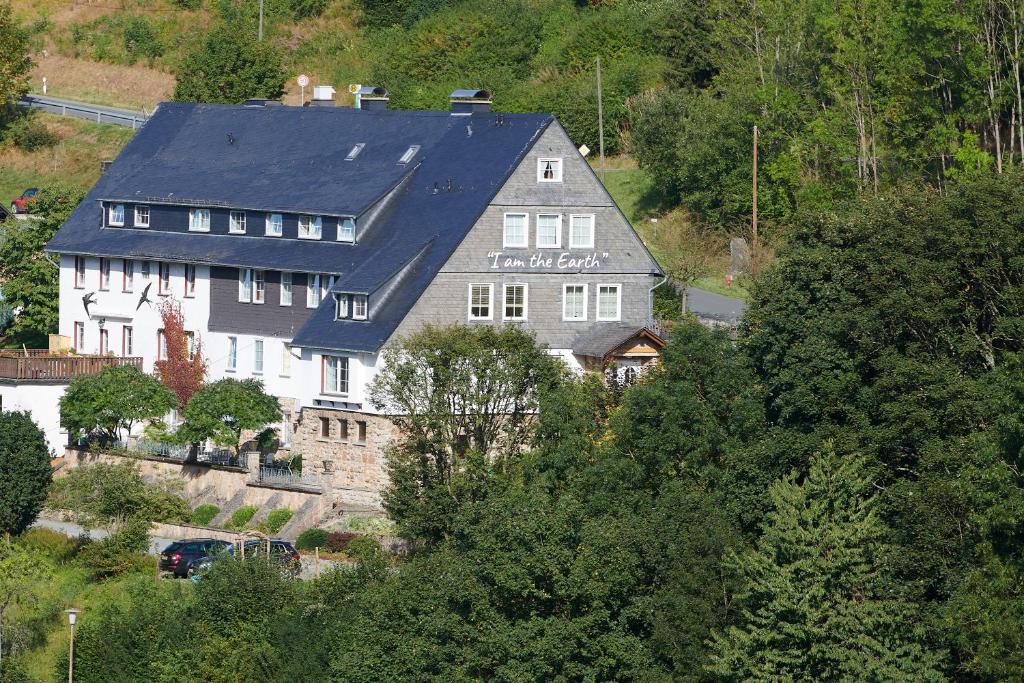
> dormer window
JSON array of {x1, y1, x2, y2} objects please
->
[
  {"x1": 537, "y1": 158, "x2": 562, "y2": 183},
  {"x1": 353, "y1": 295, "x2": 368, "y2": 320},
  {"x1": 335, "y1": 294, "x2": 348, "y2": 320},
  {"x1": 345, "y1": 143, "x2": 365, "y2": 161},
  {"x1": 338, "y1": 218, "x2": 356, "y2": 243},
  {"x1": 108, "y1": 204, "x2": 125, "y2": 226},
  {"x1": 398, "y1": 145, "x2": 420, "y2": 164},
  {"x1": 134, "y1": 205, "x2": 149, "y2": 228},
  {"x1": 298, "y1": 215, "x2": 322, "y2": 240},
  {"x1": 189, "y1": 208, "x2": 211, "y2": 232},
  {"x1": 229, "y1": 211, "x2": 246, "y2": 234},
  {"x1": 266, "y1": 213, "x2": 283, "y2": 237}
]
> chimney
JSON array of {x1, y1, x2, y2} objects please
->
[
  {"x1": 354, "y1": 85, "x2": 389, "y2": 111},
  {"x1": 449, "y1": 89, "x2": 492, "y2": 114},
  {"x1": 311, "y1": 85, "x2": 337, "y2": 107}
]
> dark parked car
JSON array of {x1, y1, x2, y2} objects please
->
[
  {"x1": 159, "y1": 538, "x2": 232, "y2": 578},
  {"x1": 10, "y1": 188, "x2": 38, "y2": 215},
  {"x1": 0, "y1": 203, "x2": 9, "y2": 221},
  {"x1": 190, "y1": 539, "x2": 302, "y2": 580}
]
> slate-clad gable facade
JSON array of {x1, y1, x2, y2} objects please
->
[{"x1": 46, "y1": 100, "x2": 663, "y2": 509}]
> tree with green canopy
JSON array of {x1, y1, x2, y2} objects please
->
[
  {"x1": 0, "y1": 411, "x2": 51, "y2": 537},
  {"x1": 60, "y1": 364, "x2": 177, "y2": 443},
  {"x1": 173, "y1": 23, "x2": 287, "y2": 104},
  {"x1": 179, "y1": 378, "x2": 281, "y2": 457}
]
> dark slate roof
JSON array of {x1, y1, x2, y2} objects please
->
[
  {"x1": 685, "y1": 287, "x2": 747, "y2": 326},
  {"x1": 572, "y1": 323, "x2": 666, "y2": 359},
  {"x1": 46, "y1": 101, "x2": 553, "y2": 353}
]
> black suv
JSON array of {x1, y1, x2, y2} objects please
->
[
  {"x1": 159, "y1": 539, "x2": 232, "y2": 578},
  {"x1": 241, "y1": 540, "x2": 302, "y2": 576}
]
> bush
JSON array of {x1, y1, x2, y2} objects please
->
[
  {"x1": 265, "y1": 508, "x2": 293, "y2": 534},
  {"x1": 291, "y1": 0, "x2": 328, "y2": 18},
  {"x1": 122, "y1": 16, "x2": 163, "y2": 62},
  {"x1": 0, "y1": 411, "x2": 52, "y2": 536},
  {"x1": 295, "y1": 527, "x2": 328, "y2": 550},
  {"x1": 7, "y1": 114, "x2": 58, "y2": 151},
  {"x1": 324, "y1": 531, "x2": 357, "y2": 553},
  {"x1": 50, "y1": 461, "x2": 190, "y2": 526},
  {"x1": 228, "y1": 505, "x2": 258, "y2": 529},
  {"x1": 16, "y1": 527, "x2": 86, "y2": 561},
  {"x1": 77, "y1": 517, "x2": 153, "y2": 579},
  {"x1": 190, "y1": 504, "x2": 220, "y2": 526}
]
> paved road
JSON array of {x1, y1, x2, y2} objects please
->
[{"x1": 18, "y1": 94, "x2": 151, "y2": 129}]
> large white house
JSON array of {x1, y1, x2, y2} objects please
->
[{"x1": 12, "y1": 89, "x2": 664, "y2": 507}]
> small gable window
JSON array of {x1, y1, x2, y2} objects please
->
[
  {"x1": 345, "y1": 143, "x2": 365, "y2": 161},
  {"x1": 537, "y1": 158, "x2": 562, "y2": 183},
  {"x1": 398, "y1": 145, "x2": 420, "y2": 164},
  {"x1": 298, "y1": 215, "x2": 322, "y2": 240},
  {"x1": 338, "y1": 218, "x2": 356, "y2": 243},
  {"x1": 189, "y1": 208, "x2": 211, "y2": 232},
  {"x1": 266, "y1": 213, "x2": 283, "y2": 237},
  {"x1": 134, "y1": 205, "x2": 150, "y2": 228},
  {"x1": 229, "y1": 211, "x2": 246, "y2": 234},
  {"x1": 353, "y1": 295, "x2": 368, "y2": 320},
  {"x1": 109, "y1": 204, "x2": 125, "y2": 226}
]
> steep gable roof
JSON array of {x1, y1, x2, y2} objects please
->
[{"x1": 46, "y1": 101, "x2": 553, "y2": 352}]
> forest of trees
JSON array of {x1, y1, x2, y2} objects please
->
[{"x1": 10, "y1": 174, "x2": 1014, "y2": 682}]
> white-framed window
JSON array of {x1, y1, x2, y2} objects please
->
[
  {"x1": 337, "y1": 218, "x2": 356, "y2": 243},
  {"x1": 298, "y1": 215, "x2": 322, "y2": 240},
  {"x1": 280, "y1": 342, "x2": 291, "y2": 377},
  {"x1": 74, "y1": 256, "x2": 86, "y2": 288},
  {"x1": 108, "y1": 204, "x2": 125, "y2": 226},
  {"x1": 158, "y1": 262, "x2": 170, "y2": 295},
  {"x1": 468, "y1": 283, "x2": 493, "y2": 321},
  {"x1": 253, "y1": 339, "x2": 264, "y2": 374},
  {"x1": 141, "y1": 261, "x2": 150, "y2": 279},
  {"x1": 503, "y1": 283, "x2": 527, "y2": 321},
  {"x1": 536, "y1": 213, "x2": 561, "y2": 249},
  {"x1": 253, "y1": 270, "x2": 265, "y2": 304},
  {"x1": 99, "y1": 328, "x2": 109, "y2": 355},
  {"x1": 503, "y1": 213, "x2": 528, "y2": 248},
  {"x1": 398, "y1": 145, "x2": 420, "y2": 164},
  {"x1": 157, "y1": 329, "x2": 167, "y2": 360},
  {"x1": 307, "y1": 273, "x2": 321, "y2": 308},
  {"x1": 122, "y1": 325, "x2": 133, "y2": 355},
  {"x1": 134, "y1": 205, "x2": 149, "y2": 228},
  {"x1": 229, "y1": 211, "x2": 246, "y2": 234},
  {"x1": 353, "y1": 294, "x2": 368, "y2": 320},
  {"x1": 280, "y1": 272, "x2": 292, "y2": 306},
  {"x1": 99, "y1": 257, "x2": 110, "y2": 290},
  {"x1": 238, "y1": 268, "x2": 252, "y2": 302},
  {"x1": 265, "y1": 213, "x2": 283, "y2": 237},
  {"x1": 123, "y1": 259, "x2": 134, "y2": 292},
  {"x1": 597, "y1": 284, "x2": 621, "y2": 321},
  {"x1": 322, "y1": 275, "x2": 335, "y2": 304},
  {"x1": 73, "y1": 321, "x2": 85, "y2": 352},
  {"x1": 184, "y1": 264, "x2": 196, "y2": 297},
  {"x1": 322, "y1": 355, "x2": 349, "y2": 395},
  {"x1": 189, "y1": 208, "x2": 210, "y2": 232},
  {"x1": 335, "y1": 294, "x2": 348, "y2": 319},
  {"x1": 563, "y1": 284, "x2": 587, "y2": 321},
  {"x1": 569, "y1": 214, "x2": 595, "y2": 249},
  {"x1": 226, "y1": 336, "x2": 238, "y2": 371},
  {"x1": 537, "y1": 157, "x2": 562, "y2": 182}
]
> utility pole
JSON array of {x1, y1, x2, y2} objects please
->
[
  {"x1": 258, "y1": 0, "x2": 264, "y2": 41},
  {"x1": 595, "y1": 56, "x2": 605, "y2": 178},
  {"x1": 752, "y1": 125, "x2": 759, "y2": 259}
]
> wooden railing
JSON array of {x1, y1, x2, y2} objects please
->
[{"x1": 0, "y1": 353, "x2": 142, "y2": 381}]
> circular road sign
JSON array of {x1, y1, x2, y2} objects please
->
[{"x1": 297, "y1": 74, "x2": 310, "y2": 88}]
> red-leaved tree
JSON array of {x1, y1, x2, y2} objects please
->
[{"x1": 154, "y1": 298, "x2": 207, "y2": 409}]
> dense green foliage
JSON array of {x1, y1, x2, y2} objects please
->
[
  {"x1": 295, "y1": 527, "x2": 328, "y2": 550},
  {"x1": 0, "y1": 183, "x2": 84, "y2": 346},
  {"x1": 0, "y1": 1, "x2": 31, "y2": 113},
  {"x1": 179, "y1": 378, "x2": 282, "y2": 455},
  {"x1": 265, "y1": 508, "x2": 293, "y2": 534},
  {"x1": 60, "y1": 364, "x2": 176, "y2": 443},
  {"x1": 49, "y1": 461, "x2": 190, "y2": 527},
  {"x1": 173, "y1": 22, "x2": 287, "y2": 103},
  {"x1": 227, "y1": 505, "x2": 258, "y2": 529},
  {"x1": 0, "y1": 412, "x2": 52, "y2": 537},
  {"x1": 189, "y1": 503, "x2": 220, "y2": 526}
]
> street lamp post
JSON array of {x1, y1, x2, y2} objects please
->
[{"x1": 64, "y1": 608, "x2": 81, "y2": 683}]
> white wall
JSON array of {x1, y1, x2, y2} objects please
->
[{"x1": 0, "y1": 383, "x2": 68, "y2": 454}]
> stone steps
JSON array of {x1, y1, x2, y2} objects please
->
[
  {"x1": 209, "y1": 488, "x2": 250, "y2": 527},
  {"x1": 277, "y1": 497, "x2": 321, "y2": 540}
]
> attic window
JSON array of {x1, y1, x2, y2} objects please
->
[
  {"x1": 353, "y1": 295, "x2": 368, "y2": 320},
  {"x1": 538, "y1": 158, "x2": 562, "y2": 182},
  {"x1": 398, "y1": 145, "x2": 420, "y2": 164},
  {"x1": 335, "y1": 294, "x2": 348, "y2": 320},
  {"x1": 337, "y1": 218, "x2": 355, "y2": 243},
  {"x1": 345, "y1": 143, "x2": 365, "y2": 161}
]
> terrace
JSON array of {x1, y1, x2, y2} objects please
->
[{"x1": 0, "y1": 350, "x2": 142, "y2": 383}]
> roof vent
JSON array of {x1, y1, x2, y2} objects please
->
[
  {"x1": 311, "y1": 85, "x2": 337, "y2": 107},
  {"x1": 449, "y1": 89, "x2": 492, "y2": 115},
  {"x1": 353, "y1": 85, "x2": 389, "y2": 112}
]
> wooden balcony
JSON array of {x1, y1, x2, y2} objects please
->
[{"x1": 0, "y1": 352, "x2": 143, "y2": 383}]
